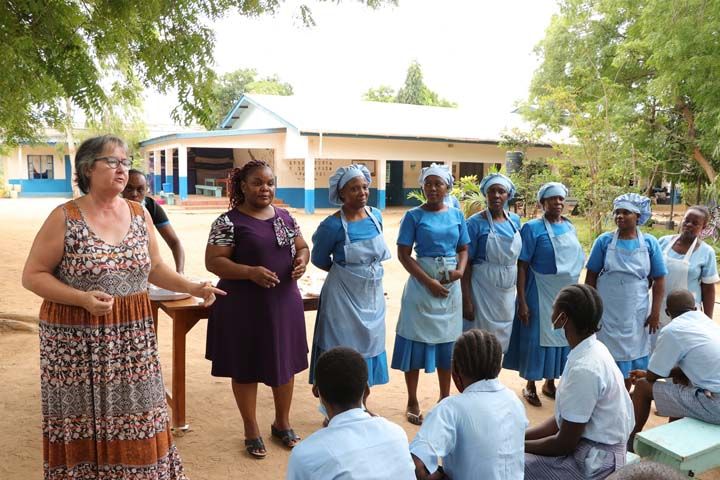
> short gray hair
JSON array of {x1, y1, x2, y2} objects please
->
[{"x1": 74, "y1": 135, "x2": 128, "y2": 194}]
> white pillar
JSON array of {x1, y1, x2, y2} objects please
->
[
  {"x1": 376, "y1": 158, "x2": 387, "y2": 210},
  {"x1": 164, "y1": 147, "x2": 174, "y2": 193},
  {"x1": 304, "y1": 155, "x2": 315, "y2": 214},
  {"x1": 178, "y1": 145, "x2": 188, "y2": 200},
  {"x1": 152, "y1": 149, "x2": 161, "y2": 193}
]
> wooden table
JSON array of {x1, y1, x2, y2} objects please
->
[{"x1": 151, "y1": 295, "x2": 320, "y2": 431}]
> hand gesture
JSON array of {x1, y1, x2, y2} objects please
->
[
  {"x1": 442, "y1": 269, "x2": 463, "y2": 284},
  {"x1": 190, "y1": 281, "x2": 226, "y2": 307},
  {"x1": 291, "y1": 256, "x2": 307, "y2": 280},
  {"x1": 645, "y1": 312, "x2": 660, "y2": 334},
  {"x1": 426, "y1": 279, "x2": 450, "y2": 298},
  {"x1": 518, "y1": 300, "x2": 530, "y2": 326},
  {"x1": 629, "y1": 369, "x2": 646, "y2": 385},
  {"x1": 82, "y1": 290, "x2": 114, "y2": 316},
  {"x1": 250, "y1": 266, "x2": 280, "y2": 289}
]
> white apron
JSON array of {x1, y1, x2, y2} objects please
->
[
  {"x1": 315, "y1": 208, "x2": 391, "y2": 357},
  {"x1": 465, "y1": 210, "x2": 521, "y2": 352},
  {"x1": 650, "y1": 235, "x2": 696, "y2": 350},
  {"x1": 535, "y1": 217, "x2": 585, "y2": 347},
  {"x1": 397, "y1": 256, "x2": 462, "y2": 344},
  {"x1": 597, "y1": 229, "x2": 652, "y2": 362}
]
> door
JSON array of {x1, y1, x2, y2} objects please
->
[
  {"x1": 386, "y1": 160, "x2": 404, "y2": 206},
  {"x1": 459, "y1": 162, "x2": 485, "y2": 181}
]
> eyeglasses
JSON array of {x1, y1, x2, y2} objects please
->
[{"x1": 95, "y1": 156, "x2": 132, "y2": 169}]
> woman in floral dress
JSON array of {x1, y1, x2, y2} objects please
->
[{"x1": 22, "y1": 135, "x2": 222, "y2": 479}]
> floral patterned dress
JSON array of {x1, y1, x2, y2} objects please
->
[{"x1": 39, "y1": 200, "x2": 186, "y2": 479}]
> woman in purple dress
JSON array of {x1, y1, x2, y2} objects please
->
[{"x1": 205, "y1": 160, "x2": 310, "y2": 459}]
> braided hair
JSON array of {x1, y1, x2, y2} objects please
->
[
  {"x1": 228, "y1": 160, "x2": 272, "y2": 210},
  {"x1": 554, "y1": 284, "x2": 603, "y2": 337},
  {"x1": 452, "y1": 329, "x2": 502, "y2": 383}
]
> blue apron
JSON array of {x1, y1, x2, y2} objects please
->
[
  {"x1": 535, "y1": 217, "x2": 585, "y2": 347},
  {"x1": 597, "y1": 229, "x2": 651, "y2": 361},
  {"x1": 397, "y1": 256, "x2": 462, "y2": 344},
  {"x1": 465, "y1": 210, "x2": 522, "y2": 352},
  {"x1": 315, "y1": 208, "x2": 391, "y2": 357}
]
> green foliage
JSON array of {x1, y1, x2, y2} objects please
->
[
  {"x1": 210, "y1": 68, "x2": 293, "y2": 125},
  {"x1": 363, "y1": 61, "x2": 457, "y2": 107},
  {"x1": 0, "y1": 0, "x2": 394, "y2": 145}
]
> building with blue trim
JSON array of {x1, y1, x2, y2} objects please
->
[{"x1": 130, "y1": 94, "x2": 556, "y2": 213}]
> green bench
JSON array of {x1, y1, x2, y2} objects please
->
[
  {"x1": 195, "y1": 185, "x2": 222, "y2": 197},
  {"x1": 633, "y1": 417, "x2": 720, "y2": 477}
]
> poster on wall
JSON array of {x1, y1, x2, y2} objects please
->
[{"x1": 352, "y1": 159, "x2": 376, "y2": 177}]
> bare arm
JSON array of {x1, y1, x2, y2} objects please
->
[
  {"x1": 397, "y1": 245, "x2": 449, "y2": 298},
  {"x1": 204, "y1": 242, "x2": 281, "y2": 288},
  {"x1": 462, "y1": 264, "x2": 474, "y2": 321},
  {"x1": 22, "y1": 206, "x2": 113, "y2": 315},
  {"x1": 291, "y1": 235, "x2": 310, "y2": 280},
  {"x1": 525, "y1": 416, "x2": 559, "y2": 441},
  {"x1": 646, "y1": 276, "x2": 665, "y2": 334},
  {"x1": 516, "y1": 260, "x2": 530, "y2": 325},
  {"x1": 156, "y1": 224, "x2": 185, "y2": 274},
  {"x1": 701, "y1": 282, "x2": 715, "y2": 317},
  {"x1": 584, "y1": 270, "x2": 598, "y2": 288},
  {"x1": 525, "y1": 419, "x2": 586, "y2": 457},
  {"x1": 146, "y1": 211, "x2": 223, "y2": 303}
]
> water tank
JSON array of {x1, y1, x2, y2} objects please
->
[{"x1": 505, "y1": 151, "x2": 523, "y2": 174}]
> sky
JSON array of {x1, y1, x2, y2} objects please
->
[{"x1": 143, "y1": 0, "x2": 559, "y2": 132}]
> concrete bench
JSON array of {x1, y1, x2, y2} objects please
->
[
  {"x1": 159, "y1": 192, "x2": 175, "y2": 205},
  {"x1": 633, "y1": 417, "x2": 720, "y2": 477},
  {"x1": 195, "y1": 185, "x2": 222, "y2": 197}
]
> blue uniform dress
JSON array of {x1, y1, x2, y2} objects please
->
[
  {"x1": 503, "y1": 219, "x2": 582, "y2": 380},
  {"x1": 310, "y1": 207, "x2": 390, "y2": 386},
  {"x1": 392, "y1": 207, "x2": 470, "y2": 372},
  {"x1": 586, "y1": 230, "x2": 668, "y2": 377}
]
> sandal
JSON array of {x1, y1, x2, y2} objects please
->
[
  {"x1": 244, "y1": 437, "x2": 267, "y2": 459},
  {"x1": 406, "y1": 410, "x2": 424, "y2": 426},
  {"x1": 541, "y1": 385, "x2": 556, "y2": 399},
  {"x1": 523, "y1": 388, "x2": 542, "y2": 407},
  {"x1": 271, "y1": 424, "x2": 301, "y2": 448}
]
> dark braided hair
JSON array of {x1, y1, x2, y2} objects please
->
[
  {"x1": 452, "y1": 329, "x2": 502, "y2": 383},
  {"x1": 553, "y1": 284, "x2": 603, "y2": 337},
  {"x1": 228, "y1": 160, "x2": 273, "y2": 210}
]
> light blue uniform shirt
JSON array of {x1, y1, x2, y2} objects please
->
[
  {"x1": 649, "y1": 310, "x2": 720, "y2": 393},
  {"x1": 658, "y1": 235, "x2": 719, "y2": 303},
  {"x1": 518, "y1": 218, "x2": 573, "y2": 273},
  {"x1": 397, "y1": 207, "x2": 470, "y2": 258},
  {"x1": 287, "y1": 408, "x2": 415, "y2": 480},
  {"x1": 586, "y1": 231, "x2": 668, "y2": 277},
  {"x1": 311, "y1": 208, "x2": 384, "y2": 268},
  {"x1": 467, "y1": 212, "x2": 522, "y2": 263},
  {"x1": 410, "y1": 378, "x2": 528, "y2": 480}
]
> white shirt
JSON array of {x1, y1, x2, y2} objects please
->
[
  {"x1": 410, "y1": 378, "x2": 527, "y2": 480},
  {"x1": 555, "y1": 334, "x2": 634, "y2": 445},
  {"x1": 649, "y1": 310, "x2": 720, "y2": 393},
  {"x1": 287, "y1": 408, "x2": 415, "y2": 480}
]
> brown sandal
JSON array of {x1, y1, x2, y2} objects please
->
[{"x1": 523, "y1": 388, "x2": 542, "y2": 407}]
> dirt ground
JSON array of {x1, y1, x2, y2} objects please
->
[{"x1": 0, "y1": 198, "x2": 718, "y2": 479}]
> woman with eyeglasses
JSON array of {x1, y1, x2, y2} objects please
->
[
  {"x1": 122, "y1": 169, "x2": 186, "y2": 273},
  {"x1": 22, "y1": 135, "x2": 223, "y2": 479}
]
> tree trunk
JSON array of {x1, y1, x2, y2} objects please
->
[
  {"x1": 678, "y1": 100, "x2": 717, "y2": 183},
  {"x1": 64, "y1": 98, "x2": 79, "y2": 197}
]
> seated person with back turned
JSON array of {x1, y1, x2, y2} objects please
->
[
  {"x1": 287, "y1": 347, "x2": 415, "y2": 479},
  {"x1": 122, "y1": 169, "x2": 185, "y2": 273},
  {"x1": 410, "y1": 329, "x2": 528, "y2": 480},
  {"x1": 629, "y1": 289, "x2": 720, "y2": 448}
]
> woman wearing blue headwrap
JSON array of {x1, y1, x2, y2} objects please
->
[
  {"x1": 585, "y1": 193, "x2": 667, "y2": 389},
  {"x1": 392, "y1": 163, "x2": 470, "y2": 425},
  {"x1": 461, "y1": 173, "x2": 522, "y2": 351},
  {"x1": 310, "y1": 164, "x2": 391, "y2": 394},
  {"x1": 503, "y1": 182, "x2": 585, "y2": 407}
]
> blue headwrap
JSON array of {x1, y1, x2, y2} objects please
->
[
  {"x1": 328, "y1": 164, "x2": 372, "y2": 206},
  {"x1": 479, "y1": 173, "x2": 516, "y2": 200},
  {"x1": 419, "y1": 163, "x2": 454, "y2": 187},
  {"x1": 537, "y1": 182, "x2": 569, "y2": 203},
  {"x1": 613, "y1": 193, "x2": 652, "y2": 226}
]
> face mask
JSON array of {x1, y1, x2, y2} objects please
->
[
  {"x1": 317, "y1": 401, "x2": 328, "y2": 419},
  {"x1": 552, "y1": 312, "x2": 568, "y2": 329}
]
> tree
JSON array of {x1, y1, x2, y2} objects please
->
[
  {"x1": 210, "y1": 69, "x2": 293, "y2": 125},
  {"x1": 363, "y1": 61, "x2": 457, "y2": 107},
  {"x1": 0, "y1": 0, "x2": 394, "y2": 146}
]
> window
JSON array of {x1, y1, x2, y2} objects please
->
[{"x1": 27, "y1": 155, "x2": 54, "y2": 179}]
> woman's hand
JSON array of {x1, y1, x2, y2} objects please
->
[
  {"x1": 426, "y1": 279, "x2": 450, "y2": 298},
  {"x1": 645, "y1": 311, "x2": 660, "y2": 334},
  {"x1": 463, "y1": 298, "x2": 475, "y2": 321},
  {"x1": 189, "y1": 282, "x2": 226, "y2": 307},
  {"x1": 249, "y1": 266, "x2": 280, "y2": 288},
  {"x1": 443, "y1": 269, "x2": 463, "y2": 284},
  {"x1": 291, "y1": 256, "x2": 307, "y2": 280},
  {"x1": 82, "y1": 290, "x2": 114, "y2": 316},
  {"x1": 518, "y1": 300, "x2": 530, "y2": 326},
  {"x1": 629, "y1": 369, "x2": 646, "y2": 385}
]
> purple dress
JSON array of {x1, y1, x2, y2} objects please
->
[{"x1": 205, "y1": 207, "x2": 308, "y2": 386}]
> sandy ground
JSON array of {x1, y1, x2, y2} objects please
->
[{"x1": 0, "y1": 198, "x2": 718, "y2": 479}]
